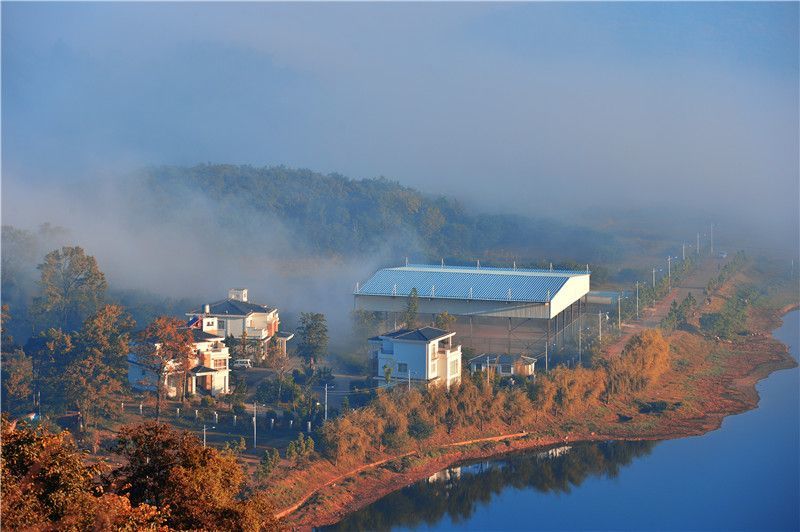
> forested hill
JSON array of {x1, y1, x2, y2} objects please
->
[{"x1": 141, "y1": 165, "x2": 618, "y2": 262}]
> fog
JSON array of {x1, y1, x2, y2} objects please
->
[{"x1": 2, "y1": 2, "x2": 798, "y2": 322}]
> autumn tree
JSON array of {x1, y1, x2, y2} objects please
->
[
  {"x1": 63, "y1": 305, "x2": 135, "y2": 430},
  {"x1": 402, "y1": 288, "x2": 419, "y2": 328},
  {"x1": 0, "y1": 417, "x2": 165, "y2": 529},
  {"x1": 2, "y1": 344, "x2": 33, "y2": 415},
  {"x1": 138, "y1": 317, "x2": 194, "y2": 420},
  {"x1": 112, "y1": 421, "x2": 245, "y2": 530},
  {"x1": 604, "y1": 329, "x2": 670, "y2": 396},
  {"x1": 296, "y1": 312, "x2": 328, "y2": 365},
  {"x1": 33, "y1": 246, "x2": 107, "y2": 332}
]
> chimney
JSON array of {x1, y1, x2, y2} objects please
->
[
  {"x1": 204, "y1": 304, "x2": 210, "y2": 314},
  {"x1": 229, "y1": 288, "x2": 248, "y2": 302}
]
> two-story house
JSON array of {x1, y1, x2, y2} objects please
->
[
  {"x1": 187, "y1": 288, "x2": 293, "y2": 359},
  {"x1": 369, "y1": 327, "x2": 462, "y2": 389},
  {"x1": 128, "y1": 327, "x2": 231, "y2": 398}
]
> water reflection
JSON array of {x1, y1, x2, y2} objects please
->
[{"x1": 325, "y1": 441, "x2": 657, "y2": 531}]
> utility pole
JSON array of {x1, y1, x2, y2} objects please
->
[
  {"x1": 598, "y1": 312, "x2": 604, "y2": 342},
  {"x1": 324, "y1": 384, "x2": 328, "y2": 421},
  {"x1": 667, "y1": 256, "x2": 672, "y2": 289},
  {"x1": 486, "y1": 355, "x2": 490, "y2": 387},
  {"x1": 652, "y1": 268, "x2": 656, "y2": 289},
  {"x1": 636, "y1": 281, "x2": 639, "y2": 319},
  {"x1": 710, "y1": 223, "x2": 714, "y2": 255},
  {"x1": 696, "y1": 232, "x2": 700, "y2": 256},
  {"x1": 203, "y1": 425, "x2": 207, "y2": 448},
  {"x1": 578, "y1": 311, "x2": 582, "y2": 365},
  {"x1": 682, "y1": 242, "x2": 686, "y2": 261},
  {"x1": 252, "y1": 401, "x2": 257, "y2": 450},
  {"x1": 617, "y1": 292, "x2": 622, "y2": 329},
  {"x1": 545, "y1": 320, "x2": 550, "y2": 372}
]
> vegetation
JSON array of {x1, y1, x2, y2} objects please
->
[
  {"x1": 140, "y1": 165, "x2": 618, "y2": 261},
  {"x1": 402, "y1": 288, "x2": 419, "y2": 328},
  {"x1": 257, "y1": 447, "x2": 281, "y2": 480},
  {"x1": 136, "y1": 316, "x2": 194, "y2": 419},
  {"x1": 296, "y1": 312, "x2": 329, "y2": 365},
  {"x1": 661, "y1": 293, "x2": 697, "y2": 331},
  {"x1": 434, "y1": 311, "x2": 456, "y2": 331},
  {"x1": 700, "y1": 288, "x2": 751, "y2": 340},
  {"x1": 33, "y1": 246, "x2": 108, "y2": 332}
]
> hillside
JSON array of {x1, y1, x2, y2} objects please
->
[{"x1": 140, "y1": 165, "x2": 619, "y2": 263}]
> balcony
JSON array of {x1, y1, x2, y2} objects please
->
[
  {"x1": 244, "y1": 327, "x2": 269, "y2": 339},
  {"x1": 437, "y1": 345, "x2": 461, "y2": 356}
]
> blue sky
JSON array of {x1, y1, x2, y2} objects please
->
[{"x1": 2, "y1": 2, "x2": 798, "y2": 242}]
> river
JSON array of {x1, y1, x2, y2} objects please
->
[{"x1": 328, "y1": 310, "x2": 799, "y2": 531}]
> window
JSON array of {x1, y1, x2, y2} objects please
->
[
  {"x1": 501, "y1": 364, "x2": 512, "y2": 374},
  {"x1": 206, "y1": 321, "x2": 213, "y2": 327},
  {"x1": 213, "y1": 359, "x2": 227, "y2": 369},
  {"x1": 218, "y1": 320, "x2": 226, "y2": 329},
  {"x1": 398, "y1": 363, "x2": 408, "y2": 373},
  {"x1": 449, "y1": 359, "x2": 459, "y2": 376}
]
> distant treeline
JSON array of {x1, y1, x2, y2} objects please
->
[{"x1": 141, "y1": 165, "x2": 619, "y2": 262}]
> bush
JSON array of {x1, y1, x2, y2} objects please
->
[
  {"x1": 200, "y1": 396, "x2": 215, "y2": 409},
  {"x1": 408, "y1": 412, "x2": 434, "y2": 440}
]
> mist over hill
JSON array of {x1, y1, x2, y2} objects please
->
[
  {"x1": 2, "y1": 164, "x2": 626, "y2": 346},
  {"x1": 139, "y1": 164, "x2": 620, "y2": 263}
]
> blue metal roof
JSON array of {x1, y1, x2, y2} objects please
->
[{"x1": 356, "y1": 264, "x2": 589, "y2": 303}]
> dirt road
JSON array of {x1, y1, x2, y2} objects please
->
[{"x1": 605, "y1": 258, "x2": 721, "y2": 357}]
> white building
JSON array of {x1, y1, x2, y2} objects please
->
[
  {"x1": 187, "y1": 288, "x2": 293, "y2": 357},
  {"x1": 369, "y1": 327, "x2": 462, "y2": 389},
  {"x1": 468, "y1": 353, "x2": 537, "y2": 378},
  {"x1": 128, "y1": 328, "x2": 231, "y2": 398}
]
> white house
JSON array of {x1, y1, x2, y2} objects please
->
[
  {"x1": 187, "y1": 288, "x2": 293, "y2": 358},
  {"x1": 369, "y1": 327, "x2": 462, "y2": 389},
  {"x1": 468, "y1": 353, "x2": 537, "y2": 378},
  {"x1": 128, "y1": 327, "x2": 231, "y2": 398}
]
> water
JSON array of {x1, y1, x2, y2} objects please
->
[{"x1": 330, "y1": 310, "x2": 799, "y2": 531}]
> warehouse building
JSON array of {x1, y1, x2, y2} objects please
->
[{"x1": 354, "y1": 263, "x2": 591, "y2": 365}]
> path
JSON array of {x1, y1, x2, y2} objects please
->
[
  {"x1": 273, "y1": 430, "x2": 529, "y2": 520},
  {"x1": 605, "y1": 258, "x2": 720, "y2": 357}
]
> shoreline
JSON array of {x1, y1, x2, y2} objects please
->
[{"x1": 277, "y1": 302, "x2": 798, "y2": 529}]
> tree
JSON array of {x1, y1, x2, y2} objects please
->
[
  {"x1": 1, "y1": 303, "x2": 15, "y2": 351},
  {"x1": 604, "y1": 329, "x2": 670, "y2": 396},
  {"x1": 402, "y1": 288, "x2": 419, "y2": 328},
  {"x1": 351, "y1": 309, "x2": 384, "y2": 340},
  {"x1": 286, "y1": 433, "x2": 314, "y2": 463},
  {"x1": 0, "y1": 417, "x2": 108, "y2": 527},
  {"x1": 434, "y1": 311, "x2": 456, "y2": 331},
  {"x1": 137, "y1": 317, "x2": 194, "y2": 420},
  {"x1": 257, "y1": 447, "x2": 281, "y2": 481},
  {"x1": 112, "y1": 421, "x2": 245, "y2": 530},
  {"x1": 296, "y1": 312, "x2": 328, "y2": 365},
  {"x1": 383, "y1": 363, "x2": 393, "y2": 385},
  {"x1": 26, "y1": 327, "x2": 74, "y2": 410},
  {"x1": 264, "y1": 337, "x2": 291, "y2": 398},
  {"x1": 1, "y1": 350, "x2": 33, "y2": 414},
  {"x1": 63, "y1": 305, "x2": 135, "y2": 430},
  {"x1": 33, "y1": 246, "x2": 107, "y2": 332}
]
